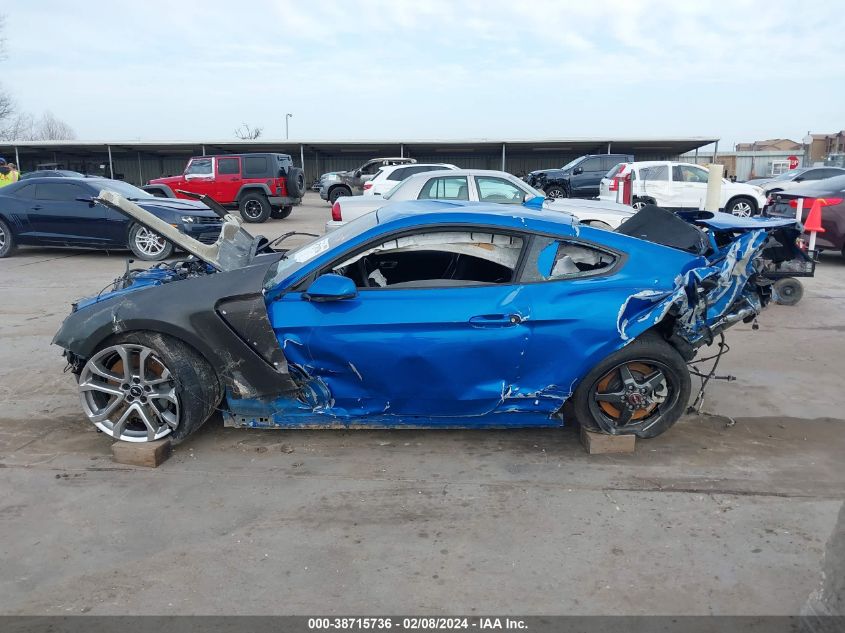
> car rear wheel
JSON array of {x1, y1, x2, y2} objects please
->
[
  {"x1": 0, "y1": 218, "x2": 15, "y2": 258},
  {"x1": 329, "y1": 187, "x2": 350, "y2": 204},
  {"x1": 632, "y1": 197, "x2": 653, "y2": 210},
  {"x1": 727, "y1": 197, "x2": 757, "y2": 217},
  {"x1": 239, "y1": 192, "x2": 271, "y2": 223},
  {"x1": 77, "y1": 333, "x2": 222, "y2": 443},
  {"x1": 128, "y1": 224, "x2": 173, "y2": 261},
  {"x1": 271, "y1": 205, "x2": 293, "y2": 219},
  {"x1": 572, "y1": 333, "x2": 691, "y2": 439}
]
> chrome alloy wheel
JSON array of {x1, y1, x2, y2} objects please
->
[
  {"x1": 78, "y1": 344, "x2": 179, "y2": 442},
  {"x1": 730, "y1": 201, "x2": 753, "y2": 217},
  {"x1": 133, "y1": 227, "x2": 167, "y2": 258},
  {"x1": 0, "y1": 223, "x2": 6, "y2": 250},
  {"x1": 242, "y1": 198, "x2": 264, "y2": 219}
]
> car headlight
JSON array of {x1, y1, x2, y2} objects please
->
[{"x1": 181, "y1": 216, "x2": 195, "y2": 223}]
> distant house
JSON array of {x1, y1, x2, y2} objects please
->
[
  {"x1": 808, "y1": 130, "x2": 845, "y2": 164},
  {"x1": 735, "y1": 138, "x2": 802, "y2": 152}
]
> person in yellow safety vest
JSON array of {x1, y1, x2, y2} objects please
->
[
  {"x1": 0, "y1": 158, "x2": 12, "y2": 188},
  {"x1": 6, "y1": 163, "x2": 19, "y2": 183}
]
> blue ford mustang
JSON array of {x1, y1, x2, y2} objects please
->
[
  {"x1": 0, "y1": 177, "x2": 222, "y2": 260},
  {"x1": 53, "y1": 193, "x2": 809, "y2": 443}
]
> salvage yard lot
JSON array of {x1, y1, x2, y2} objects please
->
[{"x1": 1, "y1": 192, "x2": 844, "y2": 614}]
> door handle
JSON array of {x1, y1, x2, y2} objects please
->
[
  {"x1": 469, "y1": 314, "x2": 522, "y2": 328},
  {"x1": 32, "y1": 205, "x2": 43, "y2": 210}
]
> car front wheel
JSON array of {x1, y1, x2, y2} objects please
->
[
  {"x1": 545, "y1": 186, "x2": 567, "y2": 198},
  {"x1": 0, "y1": 218, "x2": 16, "y2": 258},
  {"x1": 271, "y1": 205, "x2": 293, "y2": 219},
  {"x1": 726, "y1": 197, "x2": 757, "y2": 217},
  {"x1": 572, "y1": 333, "x2": 691, "y2": 439},
  {"x1": 77, "y1": 333, "x2": 222, "y2": 443},
  {"x1": 128, "y1": 224, "x2": 173, "y2": 261}
]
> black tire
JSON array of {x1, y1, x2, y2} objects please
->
[
  {"x1": 0, "y1": 217, "x2": 16, "y2": 258},
  {"x1": 726, "y1": 196, "x2": 758, "y2": 217},
  {"x1": 572, "y1": 333, "x2": 691, "y2": 439},
  {"x1": 632, "y1": 197, "x2": 654, "y2": 210},
  {"x1": 109, "y1": 332, "x2": 222, "y2": 443},
  {"x1": 239, "y1": 192, "x2": 271, "y2": 223},
  {"x1": 772, "y1": 277, "x2": 804, "y2": 306},
  {"x1": 545, "y1": 185, "x2": 567, "y2": 199},
  {"x1": 128, "y1": 223, "x2": 174, "y2": 261},
  {"x1": 270, "y1": 206, "x2": 293, "y2": 220},
  {"x1": 329, "y1": 186, "x2": 351, "y2": 204},
  {"x1": 286, "y1": 167, "x2": 306, "y2": 198}
]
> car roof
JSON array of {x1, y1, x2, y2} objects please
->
[
  {"x1": 402, "y1": 168, "x2": 524, "y2": 179},
  {"x1": 379, "y1": 163, "x2": 454, "y2": 172},
  {"x1": 374, "y1": 199, "x2": 576, "y2": 233}
]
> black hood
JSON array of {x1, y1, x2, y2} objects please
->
[{"x1": 137, "y1": 197, "x2": 219, "y2": 218}]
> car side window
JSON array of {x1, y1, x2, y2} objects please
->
[
  {"x1": 580, "y1": 158, "x2": 603, "y2": 172},
  {"x1": 361, "y1": 162, "x2": 381, "y2": 175},
  {"x1": 802, "y1": 169, "x2": 828, "y2": 181},
  {"x1": 14, "y1": 184, "x2": 35, "y2": 198},
  {"x1": 329, "y1": 230, "x2": 525, "y2": 289},
  {"x1": 418, "y1": 176, "x2": 469, "y2": 200},
  {"x1": 601, "y1": 156, "x2": 620, "y2": 171},
  {"x1": 35, "y1": 183, "x2": 88, "y2": 201},
  {"x1": 243, "y1": 156, "x2": 269, "y2": 177},
  {"x1": 217, "y1": 157, "x2": 240, "y2": 175},
  {"x1": 523, "y1": 237, "x2": 618, "y2": 282},
  {"x1": 672, "y1": 165, "x2": 709, "y2": 183},
  {"x1": 640, "y1": 165, "x2": 669, "y2": 181},
  {"x1": 185, "y1": 158, "x2": 213, "y2": 176},
  {"x1": 474, "y1": 176, "x2": 524, "y2": 204}
]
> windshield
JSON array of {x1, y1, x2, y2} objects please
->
[
  {"x1": 264, "y1": 213, "x2": 380, "y2": 290},
  {"x1": 559, "y1": 157, "x2": 583, "y2": 171},
  {"x1": 93, "y1": 179, "x2": 154, "y2": 199}
]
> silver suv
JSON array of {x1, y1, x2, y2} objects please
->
[{"x1": 319, "y1": 157, "x2": 416, "y2": 204}]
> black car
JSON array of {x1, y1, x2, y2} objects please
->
[
  {"x1": 0, "y1": 177, "x2": 222, "y2": 260},
  {"x1": 526, "y1": 153, "x2": 634, "y2": 198}
]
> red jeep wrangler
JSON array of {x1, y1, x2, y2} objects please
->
[{"x1": 145, "y1": 153, "x2": 306, "y2": 223}]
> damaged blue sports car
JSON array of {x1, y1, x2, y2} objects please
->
[{"x1": 53, "y1": 191, "x2": 811, "y2": 443}]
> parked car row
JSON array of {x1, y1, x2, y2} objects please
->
[
  {"x1": 327, "y1": 169, "x2": 636, "y2": 233},
  {"x1": 598, "y1": 161, "x2": 768, "y2": 216}
]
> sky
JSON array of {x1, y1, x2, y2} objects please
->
[{"x1": 1, "y1": 0, "x2": 842, "y2": 147}]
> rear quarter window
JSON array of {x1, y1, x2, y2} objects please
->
[{"x1": 243, "y1": 156, "x2": 269, "y2": 177}]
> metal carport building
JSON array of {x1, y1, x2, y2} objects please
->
[{"x1": 0, "y1": 137, "x2": 718, "y2": 187}]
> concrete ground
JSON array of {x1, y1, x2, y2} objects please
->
[{"x1": 0, "y1": 192, "x2": 843, "y2": 615}]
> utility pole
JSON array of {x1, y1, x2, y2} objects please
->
[{"x1": 285, "y1": 113, "x2": 293, "y2": 140}]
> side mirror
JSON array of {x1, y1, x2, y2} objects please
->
[
  {"x1": 572, "y1": 167, "x2": 583, "y2": 175},
  {"x1": 303, "y1": 274, "x2": 358, "y2": 302}
]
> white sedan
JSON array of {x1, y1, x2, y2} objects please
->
[{"x1": 328, "y1": 169, "x2": 635, "y2": 232}]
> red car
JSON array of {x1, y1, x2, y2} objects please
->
[{"x1": 145, "y1": 153, "x2": 305, "y2": 223}]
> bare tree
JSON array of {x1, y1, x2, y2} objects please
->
[
  {"x1": 34, "y1": 111, "x2": 76, "y2": 140},
  {"x1": 0, "y1": 15, "x2": 15, "y2": 139},
  {"x1": 234, "y1": 123, "x2": 263, "y2": 140}
]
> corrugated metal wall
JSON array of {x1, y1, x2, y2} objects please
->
[{"x1": 15, "y1": 147, "x2": 686, "y2": 187}]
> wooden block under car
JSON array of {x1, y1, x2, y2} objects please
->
[
  {"x1": 580, "y1": 426, "x2": 636, "y2": 454},
  {"x1": 111, "y1": 438, "x2": 172, "y2": 467}
]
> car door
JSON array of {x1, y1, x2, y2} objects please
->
[
  {"x1": 570, "y1": 156, "x2": 604, "y2": 196},
  {"x1": 27, "y1": 182, "x2": 108, "y2": 246},
  {"x1": 672, "y1": 164, "x2": 709, "y2": 209},
  {"x1": 214, "y1": 156, "x2": 241, "y2": 203},
  {"x1": 182, "y1": 157, "x2": 215, "y2": 198},
  {"x1": 268, "y1": 227, "x2": 530, "y2": 419},
  {"x1": 639, "y1": 164, "x2": 673, "y2": 208}
]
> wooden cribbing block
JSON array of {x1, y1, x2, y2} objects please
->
[
  {"x1": 112, "y1": 438, "x2": 172, "y2": 467},
  {"x1": 580, "y1": 427, "x2": 636, "y2": 454}
]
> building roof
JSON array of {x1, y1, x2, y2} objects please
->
[{"x1": 0, "y1": 137, "x2": 718, "y2": 157}]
